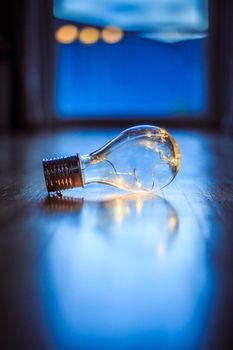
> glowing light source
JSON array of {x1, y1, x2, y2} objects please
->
[
  {"x1": 43, "y1": 125, "x2": 180, "y2": 194},
  {"x1": 168, "y1": 214, "x2": 177, "y2": 233},
  {"x1": 55, "y1": 25, "x2": 78, "y2": 44},
  {"x1": 79, "y1": 27, "x2": 100, "y2": 44},
  {"x1": 101, "y1": 26, "x2": 124, "y2": 44},
  {"x1": 117, "y1": 178, "x2": 123, "y2": 185}
]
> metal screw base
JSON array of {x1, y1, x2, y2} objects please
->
[{"x1": 42, "y1": 155, "x2": 83, "y2": 193}]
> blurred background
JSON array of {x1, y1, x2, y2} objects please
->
[
  {"x1": 0, "y1": 0, "x2": 232, "y2": 132},
  {"x1": 1, "y1": 2, "x2": 233, "y2": 350}
]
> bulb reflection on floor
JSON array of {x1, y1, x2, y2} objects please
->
[
  {"x1": 44, "y1": 193, "x2": 178, "y2": 259},
  {"x1": 42, "y1": 191, "x2": 212, "y2": 349}
]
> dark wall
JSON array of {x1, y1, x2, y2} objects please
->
[
  {"x1": 0, "y1": 1, "x2": 17, "y2": 129},
  {"x1": 0, "y1": 0, "x2": 54, "y2": 131},
  {"x1": 0, "y1": 0, "x2": 233, "y2": 132}
]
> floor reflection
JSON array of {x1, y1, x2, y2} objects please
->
[
  {"x1": 43, "y1": 195, "x2": 84, "y2": 213},
  {"x1": 41, "y1": 191, "x2": 213, "y2": 349},
  {"x1": 43, "y1": 192, "x2": 178, "y2": 258},
  {"x1": 1, "y1": 130, "x2": 231, "y2": 349}
]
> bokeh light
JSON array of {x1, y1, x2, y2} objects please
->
[
  {"x1": 55, "y1": 25, "x2": 79, "y2": 44},
  {"x1": 79, "y1": 27, "x2": 100, "y2": 44},
  {"x1": 101, "y1": 26, "x2": 124, "y2": 44}
]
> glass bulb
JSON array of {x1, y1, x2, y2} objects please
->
[{"x1": 43, "y1": 125, "x2": 180, "y2": 194}]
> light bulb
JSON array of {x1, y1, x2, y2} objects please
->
[{"x1": 42, "y1": 125, "x2": 180, "y2": 194}]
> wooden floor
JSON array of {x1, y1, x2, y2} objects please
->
[{"x1": 0, "y1": 128, "x2": 233, "y2": 350}]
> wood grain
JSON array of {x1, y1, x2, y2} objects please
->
[{"x1": 0, "y1": 129, "x2": 233, "y2": 350}]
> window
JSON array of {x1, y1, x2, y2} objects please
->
[{"x1": 54, "y1": 0, "x2": 209, "y2": 120}]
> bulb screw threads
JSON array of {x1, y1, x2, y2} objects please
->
[{"x1": 42, "y1": 155, "x2": 83, "y2": 193}]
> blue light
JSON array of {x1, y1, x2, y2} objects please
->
[{"x1": 55, "y1": 35, "x2": 207, "y2": 118}]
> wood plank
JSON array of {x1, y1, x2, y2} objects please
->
[{"x1": 0, "y1": 129, "x2": 233, "y2": 349}]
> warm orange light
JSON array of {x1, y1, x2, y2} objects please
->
[
  {"x1": 135, "y1": 197, "x2": 143, "y2": 215},
  {"x1": 101, "y1": 26, "x2": 124, "y2": 44},
  {"x1": 79, "y1": 27, "x2": 100, "y2": 44},
  {"x1": 113, "y1": 198, "x2": 130, "y2": 225},
  {"x1": 136, "y1": 181, "x2": 142, "y2": 189},
  {"x1": 55, "y1": 25, "x2": 79, "y2": 44},
  {"x1": 168, "y1": 214, "x2": 177, "y2": 233}
]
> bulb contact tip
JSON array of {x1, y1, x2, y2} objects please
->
[{"x1": 42, "y1": 155, "x2": 83, "y2": 193}]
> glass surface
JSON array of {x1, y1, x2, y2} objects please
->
[{"x1": 81, "y1": 125, "x2": 180, "y2": 191}]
